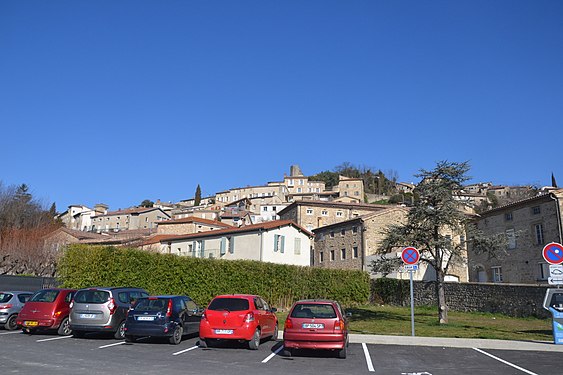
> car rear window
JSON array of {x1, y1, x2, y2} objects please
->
[
  {"x1": 208, "y1": 297, "x2": 249, "y2": 311},
  {"x1": 30, "y1": 290, "x2": 60, "y2": 303},
  {"x1": 18, "y1": 294, "x2": 32, "y2": 303},
  {"x1": 290, "y1": 304, "x2": 337, "y2": 319},
  {"x1": 74, "y1": 290, "x2": 110, "y2": 304},
  {"x1": 0, "y1": 293, "x2": 13, "y2": 303},
  {"x1": 134, "y1": 298, "x2": 169, "y2": 312}
]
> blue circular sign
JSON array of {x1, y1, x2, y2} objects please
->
[
  {"x1": 543, "y1": 243, "x2": 563, "y2": 265},
  {"x1": 401, "y1": 247, "x2": 420, "y2": 265}
]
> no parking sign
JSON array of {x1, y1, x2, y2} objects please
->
[{"x1": 543, "y1": 243, "x2": 563, "y2": 265}]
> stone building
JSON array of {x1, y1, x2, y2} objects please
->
[
  {"x1": 277, "y1": 200, "x2": 388, "y2": 232},
  {"x1": 156, "y1": 217, "x2": 232, "y2": 235},
  {"x1": 91, "y1": 207, "x2": 170, "y2": 232},
  {"x1": 312, "y1": 207, "x2": 409, "y2": 272},
  {"x1": 468, "y1": 190, "x2": 563, "y2": 284}
]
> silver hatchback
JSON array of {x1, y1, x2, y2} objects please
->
[
  {"x1": 0, "y1": 291, "x2": 33, "y2": 330},
  {"x1": 70, "y1": 287, "x2": 148, "y2": 339}
]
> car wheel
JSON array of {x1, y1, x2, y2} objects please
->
[
  {"x1": 114, "y1": 321, "x2": 126, "y2": 340},
  {"x1": 248, "y1": 328, "x2": 260, "y2": 350},
  {"x1": 72, "y1": 330, "x2": 85, "y2": 338},
  {"x1": 337, "y1": 346, "x2": 347, "y2": 359},
  {"x1": 199, "y1": 338, "x2": 207, "y2": 348},
  {"x1": 169, "y1": 326, "x2": 183, "y2": 345},
  {"x1": 4, "y1": 314, "x2": 18, "y2": 331},
  {"x1": 57, "y1": 317, "x2": 72, "y2": 336},
  {"x1": 270, "y1": 323, "x2": 278, "y2": 341},
  {"x1": 282, "y1": 348, "x2": 292, "y2": 357},
  {"x1": 125, "y1": 334, "x2": 136, "y2": 343}
]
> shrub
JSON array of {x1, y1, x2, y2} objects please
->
[{"x1": 58, "y1": 244, "x2": 370, "y2": 308}]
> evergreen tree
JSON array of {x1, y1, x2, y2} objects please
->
[
  {"x1": 376, "y1": 161, "x2": 506, "y2": 324},
  {"x1": 194, "y1": 184, "x2": 202, "y2": 206}
]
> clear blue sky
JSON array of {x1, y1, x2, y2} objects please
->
[{"x1": 1, "y1": 1, "x2": 562, "y2": 211}]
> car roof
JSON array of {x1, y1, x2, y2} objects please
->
[
  {"x1": 36, "y1": 288, "x2": 76, "y2": 292},
  {"x1": 142, "y1": 295, "x2": 187, "y2": 299},
  {"x1": 77, "y1": 287, "x2": 145, "y2": 291},
  {"x1": 0, "y1": 291, "x2": 33, "y2": 294},
  {"x1": 213, "y1": 294, "x2": 258, "y2": 299},
  {"x1": 292, "y1": 299, "x2": 339, "y2": 304}
]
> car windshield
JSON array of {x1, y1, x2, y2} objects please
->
[
  {"x1": 30, "y1": 290, "x2": 59, "y2": 303},
  {"x1": 74, "y1": 290, "x2": 110, "y2": 304},
  {"x1": 208, "y1": 298, "x2": 249, "y2": 312},
  {"x1": 290, "y1": 304, "x2": 337, "y2": 319},
  {"x1": 0, "y1": 293, "x2": 13, "y2": 303},
  {"x1": 134, "y1": 298, "x2": 169, "y2": 312}
]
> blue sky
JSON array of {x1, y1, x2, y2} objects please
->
[{"x1": 1, "y1": 1, "x2": 562, "y2": 211}]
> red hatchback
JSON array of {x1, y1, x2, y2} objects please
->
[
  {"x1": 199, "y1": 294, "x2": 278, "y2": 350},
  {"x1": 17, "y1": 288, "x2": 76, "y2": 336},
  {"x1": 283, "y1": 299, "x2": 350, "y2": 359}
]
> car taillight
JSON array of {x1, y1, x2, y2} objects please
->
[
  {"x1": 108, "y1": 298, "x2": 116, "y2": 315},
  {"x1": 284, "y1": 318, "x2": 293, "y2": 329},
  {"x1": 0, "y1": 304, "x2": 12, "y2": 309},
  {"x1": 334, "y1": 319, "x2": 345, "y2": 331},
  {"x1": 53, "y1": 311, "x2": 63, "y2": 318},
  {"x1": 166, "y1": 299, "x2": 172, "y2": 318},
  {"x1": 244, "y1": 312, "x2": 254, "y2": 323}
]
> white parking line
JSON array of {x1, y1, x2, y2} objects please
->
[
  {"x1": 172, "y1": 345, "x2": 199, "y2": 356},
  {"x1": 0, "y1": 331, "x2": 22, "y2": 335},
  {"x1": 262, "y1": 345, "x2": 284, "y2": 363},
  {"x1": 99, "y1": 341, "x2": 126, "y2": 349},
  {"x1": 362, "y1": 343, "x2": 375, "y2": 372},
  {"x1": 36, "y1": 336, "x2": 74, "y2": 343},
  {"x1": 473, "y1": 348, "x2": 538, "y2": 375}
]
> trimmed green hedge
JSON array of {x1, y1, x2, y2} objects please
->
[
  {"x1": 371, "y1": 277, "x2": 409, "y2": 305},
  {"x1": 58, "y1": 245, "x2": 370, "y2": 308}
]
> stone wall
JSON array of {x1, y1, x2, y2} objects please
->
[{"x1": 372, "y1": 279, "x2": 552, "y2": 318}]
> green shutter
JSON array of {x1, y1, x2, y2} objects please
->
[
  {"x1": 220, "y1": 237, "x2": 226, "y2": 255},
  {"x1": 274, "y1": 234, "x2": 279, "y2": 252},
  {"x1": 280, "y1": 235, "x2": 285, "y2": 253}
]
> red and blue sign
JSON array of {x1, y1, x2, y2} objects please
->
[
  {"x1": 543, "y1": 243, "x2": 563, "y2": 265},
  {"x1": 401, "y1": 247, "x2": 420, "y2": 265}
]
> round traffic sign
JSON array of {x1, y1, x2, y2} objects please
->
[
  {"x1": 543, "y1": 243, "x2": 563, "y2": 265},
  {"x1": 401, "y1": 247, "x2": 420, "y2": 265}
]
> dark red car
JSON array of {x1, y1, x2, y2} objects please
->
[
  {"x1": 199, "y1": 294, "x2": 278, "y2": 350},
  {"x1": 17, "y1": 288, "x2": 76, "y2": 336},
  {"x1": 283, "y1": 299, "x2": 350, "y2": 359}
]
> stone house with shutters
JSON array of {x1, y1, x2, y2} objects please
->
[
  {"x1": 140, "y1": 220, "x2": 313, "y2": 266},
  {"x1": 311, "y1": 207, "x2": 409, "y2": 272},
  {"x1": 468, "y1": 190, "x2": 563, "y2": 284},
  {"x1": 156, "y1": 217, "x2": 233, "y2": 235},
  {"x1": 277, "y1": 200, "x2": 389, "y2": 233},
  {"x1": 91, "y1": 207, "x2": 170, "y2": 233}
]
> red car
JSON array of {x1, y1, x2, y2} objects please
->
[
  {"x1": 283, "y1": 299, "x2": 350, "y2": 359},
  {"x1": 17, "y1": 288, "x2": 76, "y2": 336},
  {"x1": 199, "y1": 294, "x2": 278, "y2": 350}
]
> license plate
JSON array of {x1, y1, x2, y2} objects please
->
[
  {"x1": 302, "y1": 323, "x2": 324, "y2": 329},
  {"x1": 137, "y1": 316, "x2": 155, "y2": 321},
  {"x1": 24, "y1": 321, "x2": 38, "y2": 327},
  {"x1": 79, "y1": 314, "x2": 96, "y2": 319},
  {"x1": 214, "y1": 329, "x2": 233, "y2": 335}
]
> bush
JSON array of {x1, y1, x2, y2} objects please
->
[
  {"x1": 371, "y1": 278, "x2": 408, "y2": 305},
  {"x1": 58, "y1": 245, "x2": 370, "y2": 308}
]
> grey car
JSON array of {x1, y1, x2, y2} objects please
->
[
  {"x1": 0, "y1": 291, "x2": 33, "y2": 330},
  {"x1": 69, "y1": 287, "x2": 148, "y2": 339}
]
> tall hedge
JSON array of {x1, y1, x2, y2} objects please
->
[{"x1": 58, "y1": 245, "x2": 370, "y2": 308}]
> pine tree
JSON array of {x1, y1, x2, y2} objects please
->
[{"x1": 194, "y1": 184, "x2": 202, "y2": 206}]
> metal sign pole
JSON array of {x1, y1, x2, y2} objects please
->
[{"x1": 410, "y1": 269, "x2": 415, "y2": 337}]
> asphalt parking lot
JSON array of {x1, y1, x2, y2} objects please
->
[{"x1": 0, "y1": 329, "x2": 560, "y2": 375}]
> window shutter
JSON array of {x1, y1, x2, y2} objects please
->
[
  {"x1": 274, "y1": 234, "x2": 279, "y2": 252},
  {"x1": 220, "y1": 237, "x2": 226, "y2": 255},
  {"x1": 200, "y1": 241, "x2": 205, "y2": 258},
  {"x1": 229, "y1": 237, "x2": 234, "y2": 254},
  {"x1": 280, "y1": 235, "x2": 285, "y2": 253}
]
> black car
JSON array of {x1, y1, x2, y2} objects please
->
[{"x1": 124, "y1": 295, "x2": 202, "y2": 344}]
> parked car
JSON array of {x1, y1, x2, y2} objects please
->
[
  {"x1": 0, "y1": 291, "x2": 33, "y2": 330},
  {"x1": 16, "y1": 288, "x2": 76, "y2": 335},
  {"x1": 199, "y1": 294, "x2": 278, "y2": 350},
  {"x1": 70, "y1": 287, "x2": 149, "y2": 339},
  {"x1": 124, "y1": 295, "x2": 202, "y2": 344},
  {"x1": 283, "y1": 299, "x2": 350, "y2": 359}
]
